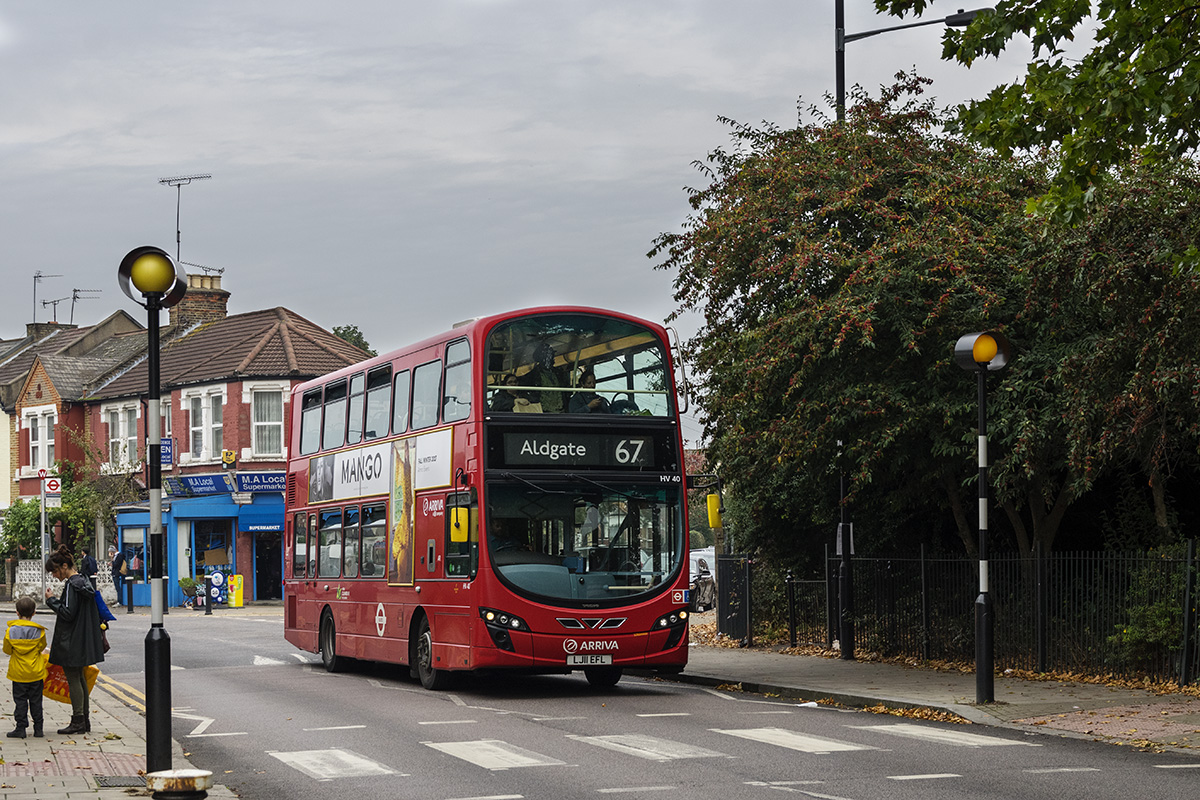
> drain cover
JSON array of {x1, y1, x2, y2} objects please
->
[{"x1": 95, "y1": 776, "x2": 148, "y2": 788}]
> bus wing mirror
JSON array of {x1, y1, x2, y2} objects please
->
[
  {"x1": 450, "y1": 507, "x2": 469, "y2": 543},
  {"x1": 706, "y1": 493, "x2": 723, "y2": 529}
]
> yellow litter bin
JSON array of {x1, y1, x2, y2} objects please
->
[{"x1": 228, "y1": 574, "x2": 244, "y2": 608}]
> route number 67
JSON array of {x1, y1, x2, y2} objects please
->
[{"x1": 614, "y1": 438, "x2": 645, "y2": 464}]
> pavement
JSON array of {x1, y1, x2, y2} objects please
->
[{"x1": 2, "y1": 604, "x2": 1197, "y2": 799}]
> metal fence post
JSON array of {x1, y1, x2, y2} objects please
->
[
  {"x1": 826, "y1": 544, "x2": 837, "y2": 648},
  {"x1": 786, "y1": 569, "x2": 796, "y2": 648},
  {"x1": 1182, "y1": 539, "x2": 1196, "y2": 685},
  {"x1": 1036, "y1": 541, "x2": 1048, "y2": 672},
  {"x1": 920, "y1": 544, "x2": 930, "y2": 661}
]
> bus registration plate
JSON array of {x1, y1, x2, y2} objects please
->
[{"x1": 568, "y1": 654, "x2": 613, "y2": 666}]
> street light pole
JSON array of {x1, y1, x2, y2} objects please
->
[
  {"x1": 955, "y1": 331, "x2": 1012, "y2": 705},
  {"x1": 835, "y1": 3, "x2": 992, "y2": 122},
  {"x1": 118, "y1": 246, "x2": 187, "y2": 774},
  {"x1": 837, "y1": 440, "x2": 854, "y2": 660}
]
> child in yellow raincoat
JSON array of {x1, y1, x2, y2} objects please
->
[{"x1": 4, "y1": 595, "x2": 48, "y2": 738}]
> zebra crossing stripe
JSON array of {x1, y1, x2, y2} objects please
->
[
  {"x1": 423, "y1": 739, "x2": 567, "y2": 770},
  {"x1": 267, "y1": 748, "x2": 400, "y2": 780},
  {"x1": 569, "y1": 734, "x2": 727, "y2": 761},
  {"x1": 849, "y1": 723, "x2": 1041, "y2": 747},
  {"x1": 711, "y1": 728, "x2": 877, "y2": 754}
]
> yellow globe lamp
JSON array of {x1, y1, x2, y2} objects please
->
[
  {"x1": 118, "y1": 246, "x2": 188, "y2": 308},
  {"x1": 954, "y1": 331, "x2": 1011, "y2": 373}
]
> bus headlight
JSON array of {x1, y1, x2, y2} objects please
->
[
  {"x1": 653, "y1": 609, "x2": 688, "y2": 650},
  {"x1": 480, "y1": 607, "x2": 529, "y2": 652}
]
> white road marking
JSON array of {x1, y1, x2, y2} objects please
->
[
  {"x1": 254, "y1": 655, "x2": 288, "y2": 665},
  {"x1": 714, "y1": 728, "x2": 877, "y2": 754},
  {"x1": 637, "y1": 713, "x2": 691, "y2": 718},
  {"x1": 171, "y1": 664, "x2": 186, "y2": 670},
  {"x1": 569, "y1": 734, "x2": 727, "y2": 761},
  {"x1": 268, "y1": 748, "x2": 401, "y2": 780},
  {"x1": 596, "y1": 788, "x2": 676, "y2": 794},
  {"x1": 888, "y1": 773, "x2": 961, "y2": 781},
  {"x1": 291, "y1": 653, "x2": 311, "y2": 662},
  {"x1": 1154, "y1": 763, "x2": 1200, "y2": 769},
  {"x1": 532, "y1": 716, "x2": 589, "y2": 721},
  {"x1": 424, "y1": 739, "x2": 567, "y2": 771},
  {"x1": 173, "y1": 709, "x2": 247, "y2": 738},
  {"x1": 303, "y1": 725, "x2": 367, "y2": 731},
  {"x1": 446, "y1": 795, "x2": 524, "y2": 800},
  {"x1": 850, "y1": 723, "x2": 1041, "y2": 748},
  {"x1": 746, "y1": 781, "x2": 824, "y2": 787},
  {"x1": 1024, "y1": 768, "x2": 1101, "y2": 774},
  {"x1": 419, "y1": 719, "x2": 478, "y2": 725}
]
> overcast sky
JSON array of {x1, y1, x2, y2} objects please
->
[{"x1": 0, "y1": 1, "x2": 1038, "y2": 444}]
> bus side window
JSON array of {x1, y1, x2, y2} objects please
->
[
  {"x1": 445, "y1": 490, "x2": 478, "y2": 579},
  {"x1": 411, "y1": 360, "x2": 442, "y2": 430},
  {"x1": 364, "y1": 365, "x2": 392, "y2": 440},
  {"x1": 322, "y1": 379, "x2": 348, "y2": 451},
  {"x1": 292, "y1": 512, "x2": 307, "y2": 578},
  {"x1": 360, "y1": 503, "x2": 387, "y2": 577},
  {"x1": 307, "y1": 514, "x2": 318, "y2": 579},
  {"x1": 299, "y1": 389, "x2": 322, "y2": 456},
  {"x1": 392, "y1": 369, "x2": 411, "y2": 434},
  {"x1": 346, "y1": 373, "x2": 366, "y2": 445},
  {"x1": 343, "y1": 505, "x2": 360, "y2": 578},
  {"x1": 318, "y1": 509, "x2": 343, "y2": 578},
  {"x1": 443, "y1": 339, "x2": 471, "y2": 423}
]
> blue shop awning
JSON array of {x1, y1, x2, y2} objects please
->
[{"x1": 237, "y1": 504, "x2": 284, "y2": 532}]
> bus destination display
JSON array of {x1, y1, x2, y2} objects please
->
[{"x1": 502, "y1": 433, "x2": 654, "y2": 468}]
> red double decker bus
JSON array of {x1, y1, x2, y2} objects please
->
[{"x1": 283, "y1": 307, "x2": 692, "y2": 688}]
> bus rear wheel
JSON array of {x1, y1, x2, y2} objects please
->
[
  {"x1": 584, "y1": 666, "x2": 623, "y2": 688},
  {"x1": 319, "y1": 612, "x2": 345, "y2": 673},
  {"x1": 414, "y1": 617, "x2": 451, "y2": 690}
]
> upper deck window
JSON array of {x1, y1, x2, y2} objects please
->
[
  {"x1": 299, "y1": 389, "x2": 323, "y2": 456},
  {"x1": 485, "y1": 314, "x2": 672, "y2": 417},
  {"x1": 443, "y1": 339, "x2": 471, "y2": 423}
]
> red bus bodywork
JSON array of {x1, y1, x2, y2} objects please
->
[{"x1": 283, "y1": 307, "x2": 691, "y2": 688}]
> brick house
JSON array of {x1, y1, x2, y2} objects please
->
[{"x1": 4, "y1": 274, "x2": 366, "y2": 606}]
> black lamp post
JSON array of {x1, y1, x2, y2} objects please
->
[
  {"x1": 954, "y1": 330, "x2": 1012, "y2": 704},
  {"x1": 118, "y1": 246, "x2": 187, "y2": 773},
  {"x1": 835, "y1": 3, "x2": 992, "y2": 122}
]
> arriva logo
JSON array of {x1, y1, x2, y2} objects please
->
[
  {"x1": 563, "y1": 639, "x2": 618, "y2": 654},
  {"x1": 422, "y1": 497, "x2": 445, "y2": 517}
]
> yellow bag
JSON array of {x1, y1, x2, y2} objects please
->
[{"x1": 41, "y1": 655, "x2": 100, "y2": 704}]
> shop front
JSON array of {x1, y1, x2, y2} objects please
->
[{"x1": 113, "y1": 471, "x2": 285, "y2": 608}]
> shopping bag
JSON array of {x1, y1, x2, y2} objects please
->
[{"x1": 41, "y1": 655, "x2": 100, "y2": 704}]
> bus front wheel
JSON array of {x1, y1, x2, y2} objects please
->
[
  {"x1": 319, "y1": 612, "x2": 345, "y2": 673},
  {"x1": 414, "y1": 617, "x2": 451, "y2": 690},
  {"x1": 584, "y1": 666, "x2": 623, "y2": 688}
]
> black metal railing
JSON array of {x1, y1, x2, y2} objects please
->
[{"x1": 773, "y1": 541, "x2": 1199, "y2": 683}]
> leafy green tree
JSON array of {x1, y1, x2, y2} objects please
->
[
  {"x1": 652, "y1": 76, "x2": 1039, "y2": 559},
  {"x1": 0, "y1": 497, "x2": 44, "y2": 558},
  {"x1": 876, "y1": 1, "x2": 1200, "y2": 224},
  {"x1": 653, "y1": 75, "x2": 1200, "y2": 560},
  {"x1": 333, "y1": 324, "x2": 376, "y2": 356}
]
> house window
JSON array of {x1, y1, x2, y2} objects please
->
[
  {"x1": 186, "y1": 389, "x2": 225, "y2": 461},
  {"x1": 103, "y1": 403, "x2": 141, "y2": 471},
  {"x1": 252, "y1": 390, "x2": 284, "y2": 456},
  {"x1": 27, "y1": 409, "x2": 56, "y2": 471}
]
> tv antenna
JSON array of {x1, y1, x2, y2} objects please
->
[
  {"x1": 70, "y1": 288, "x2": 102, "y2": 324},
  {"x1": 41, "y1": 297, "x2": 69, "y2": 323},
  {"x1": 33, "y1": 271, "x2": 63, "y2": 324},
  {"x1": 158, "y1": 173, "x2": 211, "y2": 261},
  {"x1": 180, "y1": 260, "x2": 224, "y2": 277}
]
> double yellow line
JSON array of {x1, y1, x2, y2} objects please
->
[{"x1": 95, "y1": 672, "x2": 146, "y2": 713}]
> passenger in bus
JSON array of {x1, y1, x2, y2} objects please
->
[
  {"x1": 489, "y1": 374, "x2": 521, "y2": 412},
  {"x1": 526, "y1": 342, "x2": 564, "y2": 413},
  {"x1": 569, "y1": 368, "x2": 609, "y2": 414}
]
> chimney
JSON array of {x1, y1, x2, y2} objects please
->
[
  {"x1": 26, "y1": 321, "x2": 77, "y2": 341},
  {"x1": 169, "y1": 273, "x2": 230, "y2": 326}
]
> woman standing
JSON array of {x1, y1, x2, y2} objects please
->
[{"x1": 44, "y1": 545, "x2": 105, "y2": 734}]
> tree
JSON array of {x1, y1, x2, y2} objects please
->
[
  {"x1": 652, "y1": 75, "x2": 1200, "y2": 561},
  {"x1": 333, "y1": 324, "x2": 376, "y2": 356},
  {"x1": 876, "y1": 2, "x2": 1200, "y2": 225},
  {"x1": 652, "y1": 76, "x2": 1040, "y2": 559}
]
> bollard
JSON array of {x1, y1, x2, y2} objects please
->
[
  {"x1": 204, "y1": 575, "x2": 213, "y2": 616},
  {"x1": 125, "y1": 576, "x2": 134, "y2": 614},
  {"x1": 147, "y1": 768, "x2": 213, "y2": 800}
]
